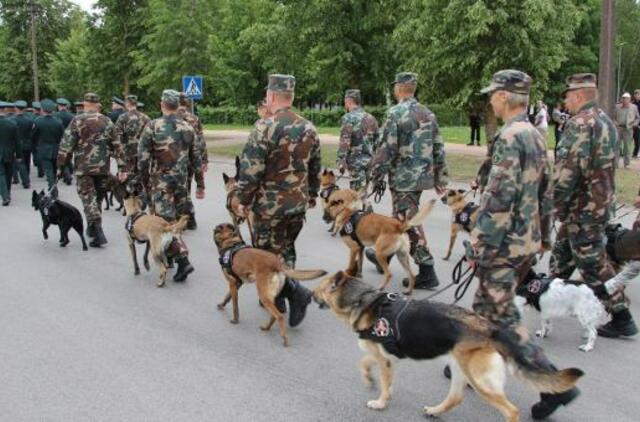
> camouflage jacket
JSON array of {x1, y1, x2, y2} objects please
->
[
  {"x1": 56, "y1": 112, "x2": 118, "y2": 175},
  {"x1": 554, "y1": 101, "x2": 616, "y2": 225},
  {"x1": 236, "y1": 107, "x2": 321, "y2": 218},
  {"x1": 114, "y1": 109, "x2": 151, "y2": 172},
  {"x1": 369, "y1": 97, "x2": 448, "y2": 191},
  {"x1": 471, "y1": 113, "x2": 553, "y2": 266},
  {"x1": 138, "y1": 114, "x2": 204, "y2": 188},
  {"x1": 337, "y1": 106, "x2": 378, "y2": 171},
  {"x1": 177, "y1": 109, "x2": 208, "y2": 165}
]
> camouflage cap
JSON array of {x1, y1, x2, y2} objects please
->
[
  {"x1": 56, "y1": 98, "x2": 70, "y2": 106},
  {"x1": 480, "y1": 69, "x2": 532, "y2": 95},
  {"x1": 112, "y1": 96, "x2": 124, "y2": 105},
  {"x1": 14, "y1": 100, "x2": 27, "y2": 108},
  {"x1": 161, "y1": 89, "x2": 181, "y2": 106},
  {"x1": 344, "y1": 89, "x2": 361, "y2": 101},
  {"x1": 126, "y1": 94, "x2": 138, "y2": 103},
  {"x1": 562, "y1": 73, "x2": 597, "y2": 94},
  {"x1": 391, "y1": 72, "x2": 418, "y2": 85},
  {"x1": 32, "y1": 101, "x2": 41, "y2": 109},
  {"x1": 84, "y1": 92, "x2": 101, "y2": 103},
  {"x1": 40, "y1": 99, "x2": 57, "y2": 113},
  {"x1": 137, "y1": 102, "x2": 144, "y2": 108},
  {"x1": 266, "y1": 74, "x2": 295, "y2": 92}
]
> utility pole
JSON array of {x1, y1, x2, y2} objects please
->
[
  {"x1": 29, "y1": 0, "x2": 40, "y2": 101},
  {"x1": 599, "y1": 0, "x2": 616, "y2": 116}
]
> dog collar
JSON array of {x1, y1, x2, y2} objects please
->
[
  {"x1": 320, "y1": 184, "x2": 339, "y2": 201},
  {"x1": 516, "y1": 276, "x2": 552, "y2": 311},
  {"x1": 339, "y1": 211, "x2": 366, "y2": 248},
  {"x1": 219, "y1": 242, "x2": 250, "y2": 285},
  {"x1": 125, "y1": 211, "x2": 147, "y2": 242}
]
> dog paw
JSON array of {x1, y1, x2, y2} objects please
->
[
  {"x1": 156, "y1": 280, "x2": 165, "y2": 288},
  {"x1": 144, "y1": 262, "x2": 150, "y2": 271},
  {"x1": 134, "y1": 269, "x2": 140, "y2": 276},
  {"x1": 578, "y1": 344, "x2": 593, "y2": 352},
  {"x1": 442, "y1": 256, "x2": 450, "y2": 261},
  {"x1": 535, "y1": 329, "x2": 547, "y2": 338},
  {"x1": 260, "y1": 324, "x2": 270, "y2": 331},
  {"x1": 423, "y1": 406, "x2": 441, "y2": 417},
  {"x1": 402, "y1": 288, "x2": 413, "y2": 296},
  {"x1": 366, "y1": 399, "x2": 387, "y2": 410},
  {"x1": 217, "y1": 303, "x2": 225, "y2": 310},
  {"x1": 282, "y1": 337, "x2": 289, "y2": 347},
  {"x1": 230, "y1": 319, "x2": 239, "y2": 324}
]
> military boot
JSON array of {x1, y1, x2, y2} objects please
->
[
  {"x1": 280, "y1": 278, "x2": 313, "y2": 327},
  {"x1": 598, "y1": 309, "x2": 639, "y2": 338},
  {"x1": 365, "y1": 248, "x2": 393, "y2": 274},
  {"x1": 89, "y1": 223, "x2": 108, "y2": 247},
  {"x1": 531, "y1": 388, "x2": 580, "y2": 420},
  {"x1": 173, "y1": 256, "x2": 194, "y2": 282},
  {"x1": 187, "y1": 214, "x2": 197, "y2": 230},
  {"x1": 402, "y1": 264, "x2": 439, "y2": 289},
  {"x1": 86, "y1": 222, "x2": 97, "y2": 238}
]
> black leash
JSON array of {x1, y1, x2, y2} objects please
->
[
  {"x1": 425, "y1": 255, "x2": 477, "y2": 304},
  {"x1": 366, "y1": 180, "x2": 386, "y2": 204}
]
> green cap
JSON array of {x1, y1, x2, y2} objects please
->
[
  {"x1": 74, "y1": 101, "x2": 84, "y2": 107},
  {"x1": 84, "y1": 92, "x2": 101, "y2": 103},
  {"x1": 392, "y1": 72, "x2": 418, "y2": 85},
  {"x1": 562, "y1": 73, "x2": 597, "y2": 95},
  {"x1": 32, "y1": 101, "x2": 41, "y2": 109},
  {"x1": 14, "y1": 100, "x2": 27, "y2": 108},
  {"x1": 266, "y1": 74, "x2": 296, "y2": 92},
  {"x1": 480, "y1": 69, "x2": 532, "y2": 95},
  {"x1": 344, "y1": 89, "x2": 361, "y2": 102},
  {"x1": 161, "y1": 89, "x2": 180, "y2": 106},
  {"x1": 56, "y1": 98, "x2": 70, "y2": 106},
  {"x1": 137, "y1": 102, "x2": 144, "y2": 108},
  {"x1": 126, "y1": 94, "x2": 138, "y2": 103},
  {"x1": 41, "y1": 99, "x2": 57, "y2": 113},
  {"x1": 112, "y1": 96, "x2": 124, "y2": 105}
]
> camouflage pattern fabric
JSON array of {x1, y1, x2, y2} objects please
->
[
  {"x1": 475, "y1": 137, "x2": 495, "y2": 192},
  {"x1": 177, "y1": 109, "x2": 207, "y2": 165},
  {"x1": 369, "y1": 97, "x2": 448, "y2": 192},
  {"x1": 56, "y1": 111, "x2": 118, "y2": 175},
  {"x1": 337, "y1": 106, "x2": 378, "y2": 191},
  {"x1": 114, "y1": 109, "x2": 150, "y2": 191},
  {"x1": 471, "y1": 113, "x2": 552, "y2": 267},
  {"x1": 252, "y1": 214, "x2": 305, "y2": 267},
  {"x1": 391, "y1": 190, "x2": 433, "y2": 266},
  {"x1": 550, "y1": 223, "x2": 628, "y2": 313},
  {"x1": 149, "y1": 175, "x2": 190, "y2": 222},
  {"x1": 236, "y1": 107, "x2": 321, "y2": 218},
  {"x1": 77, "y1": 175, "x2": 108, "y2": 224},
  {"x1": 634, "y1": 211, "x2": 640, "y2": 231}
]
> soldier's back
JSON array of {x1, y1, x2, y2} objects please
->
[
  {"x1": 144, "y1": 115, "x2": 194, "y2": 177},
  {"x1": 0, "y1": 116, "x2": 18, "y2": 161},
  {"x1": 69, "y1": 112, "x2": 114, "y2": 175}
]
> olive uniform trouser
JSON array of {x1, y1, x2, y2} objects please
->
[
  {"x1": 18, "y1": 150, "x2": 31, "y2": 187},
  {"x1": 252, "y1": 213, "x2": 305, "y2": 268},
  {"x1": 0, "y1": 161, "x2": 14, "y2": 201},
  {"x1": 550, "y1": 222, "x2": 628, "y2": 313},
  {"x1": 390, "y1": 190, "x2": 434, "y2": 266},
  {"x1": 77, "y1": 175, "x2": 108, "y2": 225}
]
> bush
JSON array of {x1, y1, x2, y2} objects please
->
[{"x1": 197, "y1": 103, "x2": 466, "y2": 127}]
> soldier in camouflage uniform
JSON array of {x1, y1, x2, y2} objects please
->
[
  {"x1": 178, "y1": 93, "x2": 208, "y2": 230},
  {"x1": 337, "y1": 89, "x2": 378, "y2": 192},
  {"x1": 108, "y1": 97, "x2": 125, "y2": 124},
  {"x1": 366, "y1": 72, "x2": 449, "y2": 289},
  {"x1": 552, "y1": 73, "x2": 638, "y2": 338},
  {"x1": 57, "y1": 93, "x2": 121, "y2": 248},
  {"x1": 32, "y1": 99, "x2": 65, "y2": 190},
  {"x1": 473, "y1": 70, "x2": 580, "y2": 420},
  {"x1": 235, "y1": 74, "x2": 321, "y2": 327},
  {"x1": 114, "y1": 95, "x2": 150, "y2": 196},
  {"x1": 138, "y1": 89, "x2": 205, "y2": 282}
]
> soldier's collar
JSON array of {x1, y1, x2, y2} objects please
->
[
  {"x1": 399, "y1": 96, "x2": 416, "y2": 104},
  {"x1": 273, "y1": 106, "x2": 291, "y2": 114},
  {"x1": 504, "y1": 111, "x2": 529, "y2": 126},
  {"x1": 577, "y1": 101, "x2": 597, "y2": 113}
]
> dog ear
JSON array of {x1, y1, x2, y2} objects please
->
[
  {"x1": 328, "y1": 170, "x2": 334, "y2": 176},
  {"x1": 322, "y1": 168, "x2": 328, "y2": 175},
  {"x1": 234, "y1": 156, "x2": 241, "y2": 177},
  {"x1": 51, "y1": 186, "x2": 59, "y2": 199},
  {"x1": 457, "y1": 189, "x2": 466, "y2": 194},
  {"x1": 222, "y1": 173, "x2": 230, "y2": 184},
  {"x1": 330, "y1": 271, "x2": 349, "y2": 291}
]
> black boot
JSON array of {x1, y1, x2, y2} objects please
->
[
  {"x1": 89, "y1": 223, "x2": 107, "y2": 248},
  {"x1": 598, "y1": 309, "x2": 639, "y2": 338},
  {"x1": 86, "y1": 222, "x2": 96, "y2": 238},
  {"x1": 187, "y1": 214, "x2": 197, "y2": 230},
  {"x1": 365, "y1": 248, "x2": 393, "y2": 274},
  {"x1": 402, "y1": 264, "x2": 439, "y2": 289},
  {"x1": 531, "y1": 388, "x2": 580, "y2": 420},
  {"x1": 173, "y1": 256, "x2": 194, "y2": 282},
  {"x1": 280, "y1": 278, "x2": 313, "y2": 327}
]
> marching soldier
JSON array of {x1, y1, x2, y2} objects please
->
[
  {"x1": 0, "y1": 101, "x2": 19, "y2": 206},
  {"x1": 32, "y1": 99, "x2": 65, "y2": 190},
  {"x1": 337, "y1": 89, "x2": 378, "y2": 192},
  {"x1": 552, "y1": 73, "x2": 638, "y2": 338},
  {"x1": 14, "y1": 101, "x2": 34, "y2": 189},
  {"x1": 57, "y1": 93, "x2": 120, "y2": 248},
  {"x1": 55, "y1": 98, "x2": 75, "y2": 185},
  {"x1": 108, "y1": 96, "x2": 125, "y2": 124},
  {"x1": 113, "y1": 95, "x2": 150, "y2": 195},
  {"x1": 235, "y1": 74, "x2": 321, "y2": 326},
  {"x1": 138, "y1": 89, "x2": 205, "y2": 281},
  {"x1": 367, "y1": 72, "x2": 448, "y2": 289}
]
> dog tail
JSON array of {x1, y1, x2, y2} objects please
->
[
  {"x1": 401, "y1": 198, "x2": 437, "y2": 231},
  {"x1": 283, "y1": 268, "x2": 328, "y2": 281},
  {"x1": 166, "y1": 215, "x2": 189, "y2": 234},
  {"x1": 604, "y1": 260, "x2": 640, "y2": 294},
  {"x1": 490, "y1": 329, "x2": 584, "y2": 393}
]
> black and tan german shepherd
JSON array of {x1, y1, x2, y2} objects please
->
[{"x1": 313, "y1": 271, "x2": 584, "y2": 422}]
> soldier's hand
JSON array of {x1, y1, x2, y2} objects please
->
[
  {"x1": 338, "y1": 166, "x2": 345, "y2": 175},
  {"x1": 195, "y1": 187, "x2": 205, "y2": 199},
  {"x1": 308, "y1": 198, "x2": 317, "y2": 209},
  {"x1": 56, "y1": 168, "x2": 64, "y2": 180},
  {"x1": 237, "y1": 204, "x2": 250, "y2": 216},
  {"x1": 634, "y1": 195, "x2": 640, "y2": 209},
  {"x1": 435, "y1": 185, "x2": 445, "y2": 196},
  {"x1": 202, "y1": 163, "x2": 208, "y2": 173},
  {"x1": 117, "y1": 171, "x2": 128, "y2": 183},
  {"x1": 470, "y1": 180, "x2": 479, "y2": 190}
]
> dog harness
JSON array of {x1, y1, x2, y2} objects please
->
[
  {"x1": 125, "y1": 211, "x2": 147, "y2": 243},
  {"x1": 358, "y1": 293, "x2": 411, "y2": 359},
  {"x1": 339, "y1": 211, "x2": 366, "y2": 248},
  {"x1": 219, "y1": 242, "x2": 250, "y2": 286},
  {"x1": 516, "y1": 276, "x2": 553, "y2": 311},
  {"x1": 454, "y1": 202, "x2": 479, "y2": 232},
  {"x1": 320, "y1": 184, "x2": 339, "y2": 201}
]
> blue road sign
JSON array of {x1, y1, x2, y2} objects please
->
[{"x1": 182, "y1": 75, "x2": 204, "y2": 100}]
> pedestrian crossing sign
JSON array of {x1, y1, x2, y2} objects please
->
[{"x1": 182, "y1": 75, "x2": 204, "y2": 100}]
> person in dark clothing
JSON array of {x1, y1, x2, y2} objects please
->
[
  {"x1": 467, "y1": 110, "x2": 481, "y2": 146},
  {"x1": 632, "y1": 90, "x2": 640, "y2": 158}
]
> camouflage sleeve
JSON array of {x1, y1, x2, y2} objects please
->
[
  {"x1": 539, "y1": 158, "x2": 554, "y2": 248},
  {"x1": 56, "y1": 120, "x2": 77, "y2": 168},
  {"x1": 336, "y1": 115, "x2": 351, "y2": 168},
  {"x1": 308, "y1": 130, "x2": 322, "y2": 198},
  {"x1": 137, "y1": 124, "x2": 153, "y2": 182},
  {"x1": 188, "y1": 129, "x2": 204, "y2": 189},
  {"x1": 432, "y1": 117, "x2": 449, "y2": 188},
  {"x1": 553, "y1": 121, "x2": 584, "y2": 221},
  {"x1": 475, "y1": 140, "x2": 495, "y2": 191},
  {"x1": 196, "y1": 118, "x2": 208, "y2": 164},
  {"x1": 369, "y1": 113, "x2": 398, "y2": 184},
  {"x1": 236, "y1": 123, "x2": 268, "y2": 206},
  {"x1": 108, "y1": 120, "x2": 125, "y2": 170},
  {"x1": 471, "y1": 137, "x2": 521, "y2": 266}
]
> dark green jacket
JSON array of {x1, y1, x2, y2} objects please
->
[
  {"x1": 14, "y1": 114, "x2": 34, "y2": 151},
  {"x1": 0, "y1": 115, "x2": 19, "y2": 163},
  {"x1": 55, "y1": 110, "x2": 74, "y2": 129},
  {"x1": 32, "y1": 115, "x2": 65, "y2": 161}
]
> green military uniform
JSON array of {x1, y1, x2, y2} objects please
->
[
  {"x1": 337, "y1": 89, "x2": 378, "y2": 191},
  {"x1": 552, "y1": 73, "x2": 637, "y2": 338},
  {"x1": 236, "y1": 74, "x2": 321, "y2": 326},
  {"x1": 114, "y1": 95, "x2": 150, "y2": 194},
  {"x1": 14, "y1": 101, "x2": 34, "y2": 188},
  {"x1": 0, "y1": 106, "x2": 19, "y2": 205},
  {"x1": 369, "y1": 72, "x2": 448, "y2": 287},
  {"x1": 32, "y1": 100, "x2": 65, "y2": 189}
]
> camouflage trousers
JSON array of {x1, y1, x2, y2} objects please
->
[
  {"x1": 473, "y1": 256, "x2": 534, "y2": 329},
  {"x1": 347, "y1": 166, "x2": 368, "y2": 192},
  {"x1": 252, "y1": 213, "x2": 305, "y2": 268},
  {"x1": 186, "y1": 168, "x2": 196, "y2": 220},
  {"x1": 550, "y1": 223, "x2": 628, "y2": 312},
  {"x1": 149, "y1": 174, "x2": 190, "y2": 222},
  {"x1": 391, "y1": 190, "x2": 433, "y2": 266},
  {"x1": 76, "y1": 175, "x2": 108, "y2": 224}
]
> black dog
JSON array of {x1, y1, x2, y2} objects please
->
[{"x1": 32, "y1": 188, "x2": 88, "y2": 251}]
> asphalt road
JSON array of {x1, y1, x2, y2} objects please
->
[{"x1": 1, "y1": 159, "x2": 638, "y2": 422}]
